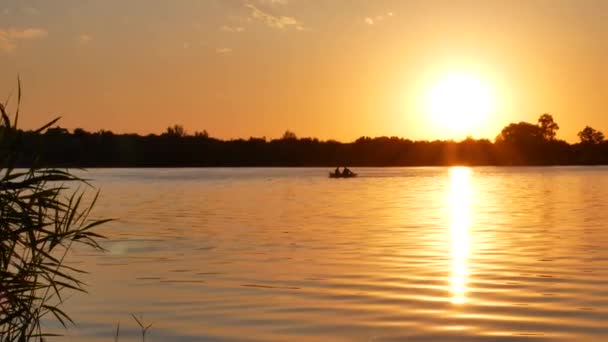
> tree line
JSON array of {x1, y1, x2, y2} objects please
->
[{"x1": 7, "y1": 114, "x2": 608, "y2": 167}]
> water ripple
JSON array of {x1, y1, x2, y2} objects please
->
[{"x1": 57, "y1": 167, "x2": 608, "y2": 341}]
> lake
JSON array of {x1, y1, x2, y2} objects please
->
[{"x1": 55, "y1": 167, "x2": 608, "y2": 341}]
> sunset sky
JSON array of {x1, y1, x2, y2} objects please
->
[{"x1": 1, "y1": 0, "x2": 607, "y2": 142}]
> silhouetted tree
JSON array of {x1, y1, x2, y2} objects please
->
[
  {"x1": 45, "y1": 127, "x2": 69, "y2": 135},
  {"x1": 282, "y1": 130, "x2": 297, "y2": 140},
  {"x1": 194, "y1": 130, "x2": 209, "y2": 138},
  {"x1": 166, "y1": 124, "x2": 187, "y2": 137},
  {"x1": 496, "y1": 122, "x2": 543, "y2": 145},
  {"x1": 494, "y1": 120, "x2": 563, "y2": 165},
  {"x1": 97, "y1": 129, "x2": 114, "y2": 137},
  {"x1": 578, "y1": 126, "x2": 605, "y2": 144},
  {"x1": 73, "y1": 128, "x2": 88, "y2": 136},
  {"x1": 537, "y1": 113, "x2": 559, "y2": 140}
]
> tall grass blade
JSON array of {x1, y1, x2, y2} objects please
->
[{"x1": 1, "y1": 82, "x2": 109, "y2": 342}]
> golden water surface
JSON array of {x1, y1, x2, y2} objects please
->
[{"x1": 55, "y1": 167, "x2": 608, "y2": 341}]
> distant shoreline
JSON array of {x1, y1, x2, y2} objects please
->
[
  {"x1": 58, "y1": 165, "x2": 608, "y2": 169},
  {"x1": 10, "y1": 115, "x2": 608, "y2": 168},
  {"x1": 12, "y1": 133, "x2": 608, "y2": 168}
]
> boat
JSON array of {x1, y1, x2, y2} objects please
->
[{"x1": 329, "y1": 172, "x2": 357, "y2": 178}]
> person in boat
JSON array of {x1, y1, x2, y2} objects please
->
[
  {"x1": 334, "y1": 166, "x2": 341, "y2": 176},
  {"x1": 342, "y1": 167, "x2": 353, "y2": 176}
]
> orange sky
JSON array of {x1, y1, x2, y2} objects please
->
[{"x1": 1, "y1": 0, "x2": 607, "y2": 142}]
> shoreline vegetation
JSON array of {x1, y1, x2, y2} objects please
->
[
  {"x1": 1, "y1": 86, "x2": 109, "y2": 341},
  {"x1": 10, "y1": 114, "x2": 608, "y2": 168}
]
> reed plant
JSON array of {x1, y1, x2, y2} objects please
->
[{"x1": 0, "y1": 82, "x2": 109, "y2": 341}]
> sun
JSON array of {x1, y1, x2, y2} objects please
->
[{"x1": 426, "y1": 72, "x2": 495, "y2": 138}]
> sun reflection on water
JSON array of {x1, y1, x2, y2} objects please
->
[{"x1": 449, "y1": 167, "x2": 472, "y2": 304}]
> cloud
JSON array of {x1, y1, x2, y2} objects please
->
[
  {"x1": 257, "y1": 0, "x2": 288, "y2": 4},
  {"x1": 79, "y1": 34, "x2": 92, "y2": 44},
  {"x1": 245, "y1": 3, "x2": 301, "y2": 29},
  {"x1": 364, "y1": 12, "x2": 395, "y2": 25},
  {"x1": 221, "y1": 25, "x2": 245, "y2": 33},
  {"x1": 22, "y1": 7, "x2": 39, "y2": 16},
  {"x1": 216, "y1": 47, "x2": 232, "y2": 54},
  {"x1": 9, "y1": 28, "x2": 47, "y2": 39},
  {"x1": 0, "y1": 28, "x2": 48, "y2": 52}
]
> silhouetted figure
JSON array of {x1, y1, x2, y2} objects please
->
[
  {"x1": 343, "y1": 167, "x2": 352, "y2": 176},
  {"x1": 334, "y1": 167, "x2": 340, "y2": 176}
]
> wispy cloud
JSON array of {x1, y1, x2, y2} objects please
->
[
  {"x1": 257, "y1": 0, "x2": 289, "y2": 4},
  {"x1": 0, "y1": 28, "x2": 48, "y2": 52},
  {"x1": 245, "y1": 3, "x2": 302, "y2": 30},
  {"x1": 364, "y1": 12, "x2": 395, "y2": 25},
  {"x1": 8, "y1": 28, "x2": 47, "y2": 40},
  {"x1": 216, "y1": 47, "x2": 233, "y2": 54},
  {"x1": 79, "y1": 33, "x2": 92, "y2": 44},
  {"x1": 22, "y1": 7, "x2": 39, "y2": 16},
  {"x1": 221, "y1": 25, "x2": 245, "y2": 33}
]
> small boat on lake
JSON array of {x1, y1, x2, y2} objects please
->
[
  {"x1": 329, "y1": 167, "x2": 357, "y2": 178},
  {"x1": 329, "y1": 172, "x2": 357, "y2": 178}
]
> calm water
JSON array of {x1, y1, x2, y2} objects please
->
[{"x1": 55, "y1": 167, "x2": 608, "y2": 341}]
